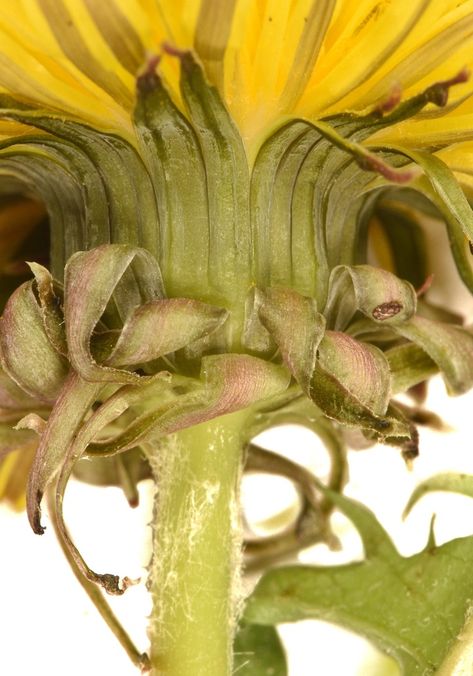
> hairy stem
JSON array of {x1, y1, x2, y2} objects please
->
[{"x1": 146, "y1": 409, "x2": 249, "y2": 676}]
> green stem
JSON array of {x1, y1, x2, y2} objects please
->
[{"x1": 146, "y1": 409, "x2": 249, "y2": 676}]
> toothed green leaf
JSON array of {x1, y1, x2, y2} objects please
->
[
  {"x1": 404, "y1": 472, "x2": 473, "y2": 518},
  {"x1": 234, "y1": 623, "x2": 287, "y2": 676},
  {"x1": 244, "y1": 487, "x2": 473, "y2": 675}
]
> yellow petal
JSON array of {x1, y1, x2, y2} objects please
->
[
  {"x1": 297, "y1": 0, "x2": 473, "y2": 116},
  {"x1": 0, "y1": 0, "x2": 177, "y2": 137},
  {"x1": 0, "y1": 12, "x2": 132, "y2": 135},
  {"x1": 371, "y1": 95, "x2": 473, "y2": 149},
  {"x1": 0, "y1": 443, "x2": 36, "y2": 511},
  {"x1": 224, "y1": 0, "x2": 336, "y2": 142},
  {"x1": 0, "y1": 0, "x2": 472, "y2": 153},
  {"x1": 194, "y1": 0, "x2": 237, "y2": 88},
  {"x1": 331, "y1": 2, "x2": 473, "y2": 114}
]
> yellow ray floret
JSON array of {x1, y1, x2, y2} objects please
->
[{"x1": 0, "y1": 2, "x2": 471, "y2": 152}]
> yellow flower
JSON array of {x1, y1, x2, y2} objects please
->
[{"x1": 0, "y1": 1, "x2": 471, "y2": 152}]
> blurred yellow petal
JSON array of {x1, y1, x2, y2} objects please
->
[
  {"x1": 368, "y1": 216, "x2": 396, "y2": 274},
  {"x1": 0, "y1": 198, "x2": 46, "y2": 272},
  {"x1": 0, "y1": 121, "x2": 37, "y2": 140},
  {"x1": 0, "y1": 443, "x2": 36, "y2": 511},
  {"x1": 436, "y1": 141, "x2": 473, "y2": 168},
  {"x1": 433, "y1": 142, "x2": 473, "y2": 195}
]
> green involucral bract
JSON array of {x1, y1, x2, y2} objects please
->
[{"x1": 1, "y1": 50, "x2": 473, "y2": 675}]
